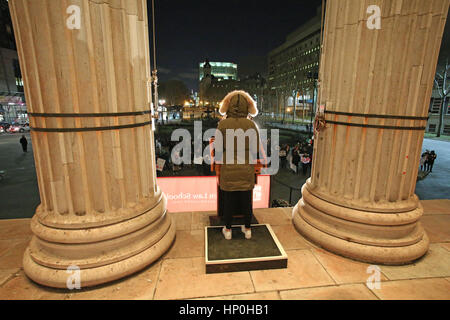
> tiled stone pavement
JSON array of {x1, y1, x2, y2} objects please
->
[{"x1": 0, "y1": 201, "x2": 449, "y2": 300}]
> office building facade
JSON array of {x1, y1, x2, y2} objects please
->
[
  {"x1": 199, "y1": 59, "x2": 266, "y2": 111},
  {"x1": 266, "y1": 6, "x2": 322, "y2": 121},
  {"x1": 427, "y1": 64, "x2": 450, "y2": 135}
]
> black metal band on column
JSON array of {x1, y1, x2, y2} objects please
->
[
  {"x1": 28, "y1": 110, "x2": 151, "y2": 118},
  {"x1": 31, "y1": 121, "x2": 152, "y2": 133},
  {"x1": 324, "y1": 110, "x2": 429, "y2": 120},
  {"x1": 325, "y1": 120, "x2": 426, "y2": 131},
  {"x1": 28, "y1": 110, "x2": 153, "y2": 132},
  {"x1": 323, "y1": 110, "x2": 428, "y2": 130}
]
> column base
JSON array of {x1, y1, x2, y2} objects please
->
[
  {"x1": 23, "y1": 222, "x2": 175, "y2": 288},
  {"x1": 293, "y1": 184, "x2": 429, "y2": 265},
  {"x1": 23, "y1": 196, "x2": 176, "y2": 288}
]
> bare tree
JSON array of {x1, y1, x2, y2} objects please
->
[
  {"x1": 434, "y1": 57, "x2": 450, "y2": 137},
  {"x1": 158, "y1": 80, "x2": 189, "y2": 106}
]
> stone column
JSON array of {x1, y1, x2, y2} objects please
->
[
  {"x1": 9, "y1": 0, "x2": 175, "y2": 288},
  {"x1": 293, "y1": 0, "x2": 448, "y2": 264}
]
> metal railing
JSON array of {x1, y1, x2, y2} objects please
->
[{"x1": 271, "y1": 176, "x2": 302, "y2": 206}]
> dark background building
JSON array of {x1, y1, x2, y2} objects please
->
[{"x1": 0, "y1": 0, "x2": 26, "y2": 124}]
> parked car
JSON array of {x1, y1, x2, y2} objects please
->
[
  {"x1": 0, "y1": 122, "x2": 11, "y2": 132},
  {"x1": 7, "y1": 123, "x2": 30, "y2": 133}
]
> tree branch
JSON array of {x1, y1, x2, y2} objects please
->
[
  {"x1": 434, "y1": 79, "x2": 444, "y2": 97},
  {"x1": 445, "y1": 84, "x2": 450, "y2": 97}
]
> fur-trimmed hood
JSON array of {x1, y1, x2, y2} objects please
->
[{"x1": 219, "y1": 90, "x2": 258, "y2": 118}]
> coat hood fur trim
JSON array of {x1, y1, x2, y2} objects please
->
[{"x1": 219, "y1": 90, "x2": 258, "y2": 117}]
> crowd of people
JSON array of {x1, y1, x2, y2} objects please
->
[
  {"x1": 154, "y1": 130, "x2": 315, "y2": 177},
  {"x1": 420, "y1": 150, "x2": 437, "y2": 173},
  {"x1": 155, "y1": 134, "x2": 215, "y2": 177},
  {"x1": 279, "y1": 137, "x2": 314, "y2": 175}
]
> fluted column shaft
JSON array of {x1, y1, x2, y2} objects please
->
[
  {"x1": 293, "y1": 0, "x2": 449, "y2": 264},
  {"x1": 10, "y1": 0, "x2": 175, "y2": 288}
]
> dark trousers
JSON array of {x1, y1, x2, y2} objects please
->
[
  {"x1": 280, "y1": 157, "x2": 286, "y2": 168},
  {"x1": 21, "y1": 144, "x2": 27, "y2": 152},
  {"x1": 293, "y1": 162, "x2": 300, "y2": 174},
  {"x1": 221, "y1": 189, "x2": 253, "y2": 229},
  {"x1": 302, "y1": 163, "x2": 308, "y2": 174}
]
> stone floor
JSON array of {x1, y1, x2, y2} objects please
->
[{"x1": 0, "y1": 201, "x2": 449, "y2": 300}]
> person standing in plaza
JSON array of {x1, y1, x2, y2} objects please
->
[
  {"x1": 19, "y1": 135, "x2": 28, "y2": 153},
  {"x1": 420, "y1": 151, "x2": 428, "y2": 171},
  {"x1": 301, "y1": 152, "x2": 311, "y2": 175},
  {"x1": 427, "y1": 150, "x2": 437, "y2": 173},
  {"x1": 292, "y1": 144, "x2": 301, "y2": 174},
  {"x1": 279, "y1": 144, "x2": 287, "y2": 169}
]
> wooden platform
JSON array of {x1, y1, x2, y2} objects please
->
[{"x1": 205, "y1": 224, "x2": 288, "y2": 274}]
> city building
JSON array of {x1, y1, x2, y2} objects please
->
[
  {"x1": 198, "y1": 59, "x2": 266, "y2": 112},
  {"x1": 427, "y1": 66, "x2": 450, "y2": 135},
  {"x1": 266, "y1": 5, "x2": 322, "y2": 121},
  {"x1": 198, "y1": 60, "x2": 237, "y2": 81}
]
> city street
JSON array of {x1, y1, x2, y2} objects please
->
[{"x1": 0, "y1": 133, "x2": 448, "y2": 220}]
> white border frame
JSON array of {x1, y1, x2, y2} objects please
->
[{"x1": 205, "y1": 224, "x2": 288, "y2": 265}]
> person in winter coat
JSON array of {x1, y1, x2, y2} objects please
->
[
  {"x1": 279, "y1": 144, "x2": 288, "y2": 169},
  {"x1": 215, "y1": 90, "x2": 260, "y2": 240},
  {"x1": 427, "y1": 150, "x2": 437, "y2": 172},
  {"x1": 420, "y1": 151, "x2": 428, "y2": 171},
  {"x1": 292, "y1": 145, "x2": 301, "y2": 174},
  {"x1": 19, "y1": 135, "x2": 28, "y2": 153},
  {"x1": 301, "y1": 152, "x2": 311, "y2": 175}
]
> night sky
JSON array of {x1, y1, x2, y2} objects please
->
[{"x1": 150, "y1": 0, "x2": 323, "y2": 91}]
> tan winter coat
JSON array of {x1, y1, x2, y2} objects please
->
[{"x1": 216, "y1": 91, "x2": 260, "y2": 192}]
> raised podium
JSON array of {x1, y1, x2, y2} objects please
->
[{"x1": 205, "y1": 224, "x2": 288, "y2": 273}]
